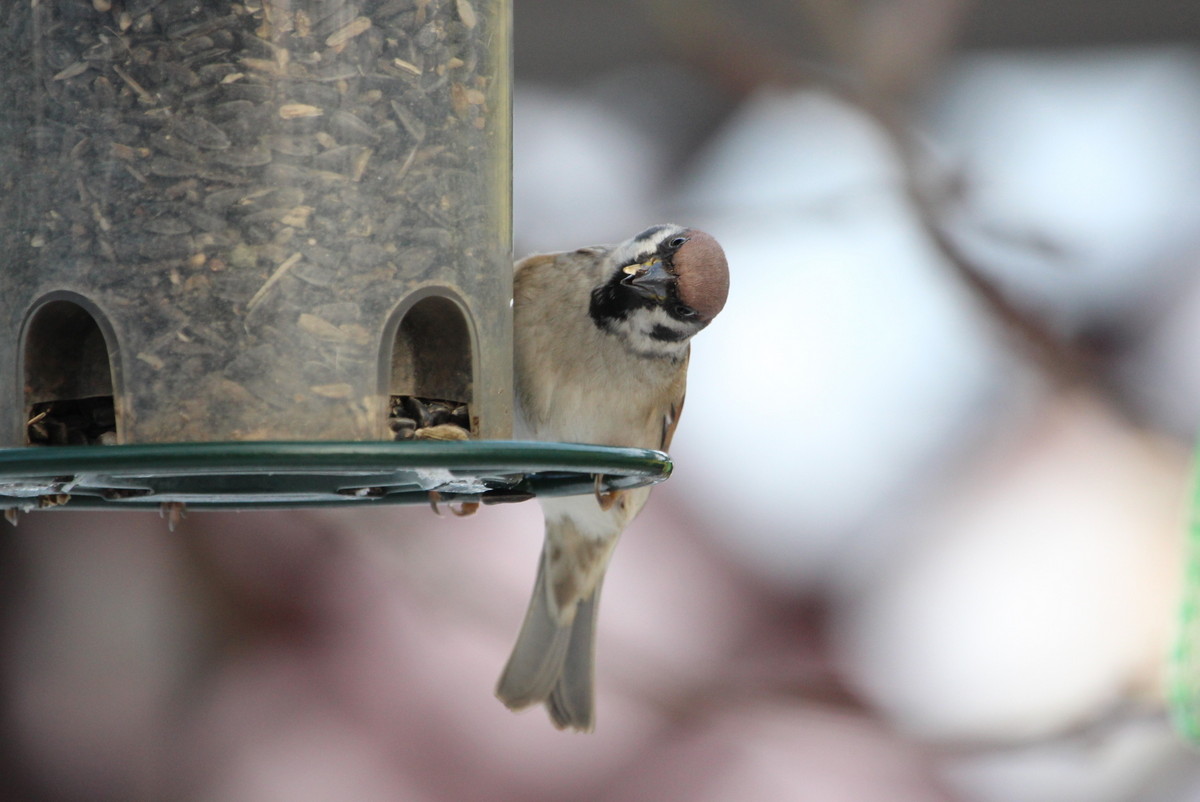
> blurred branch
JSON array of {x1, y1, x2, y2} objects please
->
[
  {"x1": 882, "y1": 111, "x2": 1097, "y2": 386},
  {"x1": 644, "y1": 0, "x2": 970, "y2": 99},
  {"x1": 643, "y1": 0, "x2": 1101, "y2": 392}
]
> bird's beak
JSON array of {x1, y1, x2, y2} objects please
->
[{"x1": 620, "y1": 258, "x2": 673, "y2": 302}]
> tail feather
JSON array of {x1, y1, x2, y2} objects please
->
[
  {"x1": 496, "y1": 540, "x2": 602, "y2": 732},
  {"x1": 547, "y1": 586, "x2": 601, "y2": 731},
  {"x1": 495, "y1": 550, "x2": 572, "y2": 711},
  {"x1": 499, "y1": 502, "x2": 624, "y2": 732}
]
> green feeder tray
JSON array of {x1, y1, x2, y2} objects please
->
[{"x1": 0, "y1": 441, "x2": 672, "y2": 512}]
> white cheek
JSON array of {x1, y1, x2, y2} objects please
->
[{"x1": 626, "y1": 308, "x2": 692, "y2": 357}]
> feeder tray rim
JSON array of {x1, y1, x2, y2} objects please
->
[{"x1": 0, "y1": 440, "x2": 673, "y2": 511}]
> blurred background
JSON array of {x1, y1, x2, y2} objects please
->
[{"x1": 7, "y1": 0, "x2": 1200, "y2": 799}]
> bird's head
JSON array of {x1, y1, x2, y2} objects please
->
[{"x1": 589, "y1": 224, "x2": 729, "y2": 359}]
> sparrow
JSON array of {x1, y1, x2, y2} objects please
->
[{"x1": 496, "y1": 224, "x2": 729, "y2": 731}]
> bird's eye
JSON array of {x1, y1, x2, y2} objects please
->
[
  {"x1": 668, "y1": 237, "x2": 688, "y2": 249},
  {"x1": 674, "y1": 304, "x2": 697, "y2": 318}
]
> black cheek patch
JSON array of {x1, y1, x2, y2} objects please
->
[
  {"x1": 649, "y1": 324, "x2": 687, "y2": 342},
  {"x1": 590, "y1": 271, "x2": 661, "y2": 330}
]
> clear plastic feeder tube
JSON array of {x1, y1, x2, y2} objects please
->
[{"x1": 0, "y1": 0, "x2": 513, "y2": 447}]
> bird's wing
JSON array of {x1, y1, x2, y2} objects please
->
[{"x1": 659, "y1": 351, "x2": 689, "y2": 451}]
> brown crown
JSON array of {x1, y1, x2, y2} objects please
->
[{"x1": 673, "y1": 229, "x2": 729, "y2": 323}]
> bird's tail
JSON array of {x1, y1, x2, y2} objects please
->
[{"x1": 495, "y1": 536, "x2": 601, "y2": 732}]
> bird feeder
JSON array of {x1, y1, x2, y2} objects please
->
[{"x1": 0, "y1": 0, "x2": 669, "y2": 514}]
